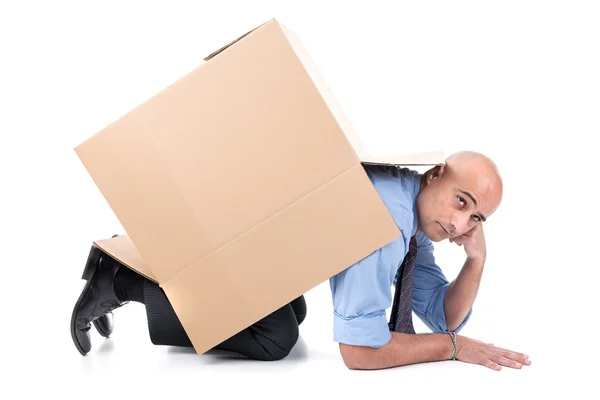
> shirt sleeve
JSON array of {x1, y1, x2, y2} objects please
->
[
  {"x1": 411, "y1": 232, "x2": 472, "y2": 333},
  {"x1": 329, "y1": 240, "x2": 404, "y2": 348}
]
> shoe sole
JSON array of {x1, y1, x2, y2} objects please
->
[{"x1": 70, "y1": 246, "x2": 101, "y2": 356}]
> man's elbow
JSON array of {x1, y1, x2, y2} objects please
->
[
  {"x1": 445, "y1": 320, "x2": 460, "y2": 333},
  {"x1": 339, "y1": 343, "x2": 368, "y2": 370},
  {"x1": 444, "y1": 308, "x2": 473, "y2": 333}
]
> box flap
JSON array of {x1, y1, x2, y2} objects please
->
[
  {"x1": 204, "y1": 19, "x2": 272, "y2": 61},
  {"x1": 360, "y1": 151, "x2": 446, "y2": 166},
  {"x1": 276, "y1": 20, "x2": 370, "y2": 162},
  {"x1": 93, "y1": 235, "x2": 157, "y2": 283},
  {"x1": 276, "y1": 21, "x2": 446, "y2": 169}
]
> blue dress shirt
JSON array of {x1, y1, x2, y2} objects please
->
[{"x1": 329, "y1": 164, "x2": 472, "y2": 348}]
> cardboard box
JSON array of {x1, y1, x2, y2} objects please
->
[{"x1": 74, "y1": 18, "x2": 443, "y2": 355}]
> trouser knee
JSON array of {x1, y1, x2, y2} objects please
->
[{"x1": 256, "y1": 323, "x2": 299, "y2": 361}]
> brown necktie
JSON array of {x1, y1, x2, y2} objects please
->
[{"x1": 388, "y1": 236, "x2": 417, "y2": 334}]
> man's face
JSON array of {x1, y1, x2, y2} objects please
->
[{"x1": 415, "y1": 162, "x2": 501, "y2": 242}]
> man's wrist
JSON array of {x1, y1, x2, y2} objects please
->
[
  {"x1": 466, "y1": 254, "x2": 486, "y2": 266},
  {"x1": 447, "y1": 332, "x2": 458, "y2": 360}
]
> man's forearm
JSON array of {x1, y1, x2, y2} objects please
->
[
  {"x1": 340, "y1": 332, "x2": 453, "y2": 370},
  {"x1": 444, "y1": 256, "x2": 485, "y2": 331}
]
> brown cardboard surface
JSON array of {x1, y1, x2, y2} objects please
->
[
  {"x1": 93, "y1": 235, "x2": 157, "y2": 283},
  {"x1": 203, "y1": 21, "x2": 269, "y2": 61},
  {"x1": 75, "y1": 18, "x2": 360, "y2": 284},
  {"x1": 74, "y1": 18, "x2": 442, "y2": 354}
]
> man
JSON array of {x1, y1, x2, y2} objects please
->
[
  {"x1": 70, "y1": 150, "x2": 530, "y2": 369},
  {"x1": 330, "y1": 150, "x2": 531, "y2": 371}
]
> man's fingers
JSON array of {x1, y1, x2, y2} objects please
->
[
  {"x1": 461, "y1": 229, "x2": 474, "y2": 238},
  {"x1": 490, "y1": 354, "x2": 524, "y2": 369},
  {"x1": 482, "y1": 359, "x2": 502, "y2": 371},
  {"x1": 453, "y1": 236, "x2": 475, "y2": 246},
  {"x1": 499, "y1": 349, "x2": 531, "y2": 365},
  {"x1": 451, "y1": 237, "x2": 465, "y2": 245},
  {"x1": 488, "y1": 345, "x2": 531, "y2": 366}
]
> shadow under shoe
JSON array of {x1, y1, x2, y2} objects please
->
[{"x1": 70, "y1": 245, "x2": 127, "y2": 356}]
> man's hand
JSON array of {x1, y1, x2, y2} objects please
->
[
  {"x1": 455, "y1": 335, "x2": 531, "y2": 371},
  {"x1": 449, "y1": 223, "x2": 486, "y2": 262}
]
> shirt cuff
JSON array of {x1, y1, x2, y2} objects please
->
[
  {"x1": 333, "y1": 311, "x2": 392, "y2": 348},
  {"x1": 427, "y1": 283, "x2": 473, "y2": 333}
]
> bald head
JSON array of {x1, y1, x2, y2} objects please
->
[
  {"x1": 415, "y1": 151, "x2": 503, "y2": 242},
  {"x1": 444, "y1": 151, "x2": 503, "y2": 211}
]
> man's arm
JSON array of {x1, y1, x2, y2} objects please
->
[
  {"x1": 411, "y1": 232, "x2": 474, "y2": 334},
  {"x1": 340, "y1": 331, "x2": 530, "y2": 371},
  {"x1": 329, "y1": 241, "x2": 400, "y2": 352},
  {"x1": 445, "y1": 223, "x2": 487, "y2": 331},
  {"x1": 339, "y1": 332, "x2": 452, "y2": 370},
  {"x1": 336, "y1": 229, "x2": 530, "y2": 371},
  {"x1": 444, "y1": 257, "x2": 484, "y2": 331},
  {"x1": 333, "y1": 233, "x2": 465, "y2": 370}
]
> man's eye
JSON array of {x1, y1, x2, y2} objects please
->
[
  {"x1": 458, "y1": 196, "x2": 465, "y2": 206},
  {"x1": 472, "y1": 215, "x2": 481, "y2": 223}
]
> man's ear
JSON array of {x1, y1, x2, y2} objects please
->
[{"x1": 425, "y1": 164, "x2": 445, "y2": 184}]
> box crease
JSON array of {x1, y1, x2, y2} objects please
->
[{"x1": 160, "y1": 162, "x2": 363, "y2": 287}]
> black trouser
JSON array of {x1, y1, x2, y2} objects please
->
[{"x1": 142, "y1": 278, "x2": 306, "y2": 361}]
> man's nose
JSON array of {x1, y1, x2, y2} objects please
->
[{"x1": 451, "y1": 214, "x2": 471, "y2": 235}]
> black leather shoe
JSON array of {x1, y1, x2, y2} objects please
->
[
  {"x1": 70, "y1": 245, "x2": 127, "y2": 355},
  {"x1": 89, "y1": 234, "x2": 122, "y2": 338},
  {"x1": 92, "y1": 312, "x2": 114, "y2": 338}
]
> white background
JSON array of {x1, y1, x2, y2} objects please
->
[{"x1": 1, "y1": 1, "x2": 598, "y2": 398}]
